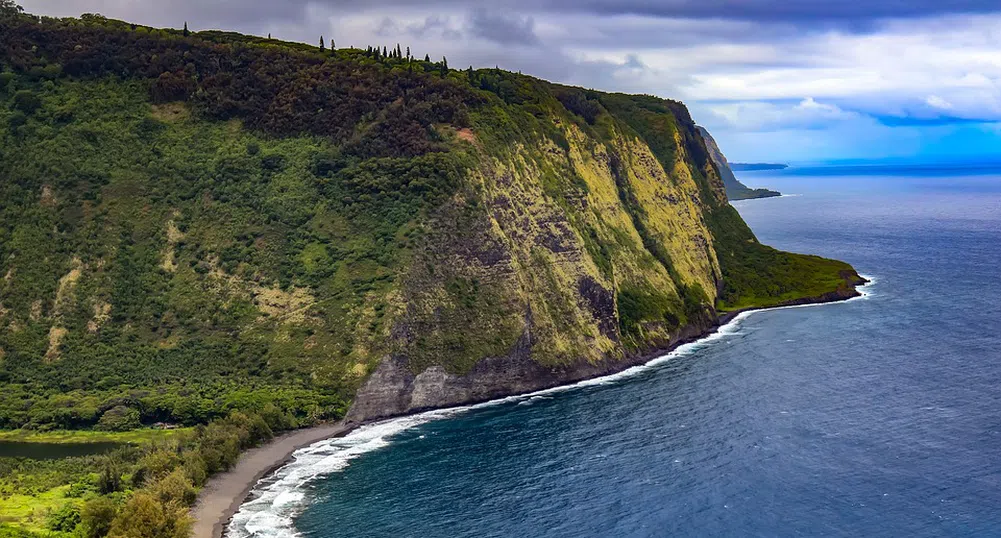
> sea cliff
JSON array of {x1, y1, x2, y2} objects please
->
[
  {"x1": 697, "y1": 126, "x2": 782, "y2": 200},
  {"x1": 0, "y1": 10, "x2": 862, "y2": 537}
]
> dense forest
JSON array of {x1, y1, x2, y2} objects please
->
[{"x1": 0, "y1": 3, "x2": 861, "y2": 536}]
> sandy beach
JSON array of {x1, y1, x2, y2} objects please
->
[{"x1": 190, "y1": 422, "x2": 352, "y2": 538}]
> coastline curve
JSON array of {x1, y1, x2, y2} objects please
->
[{"x1": 208, "y1": 275, "x2": 875, "y2": 538}]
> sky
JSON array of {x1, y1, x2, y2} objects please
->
[{"x1": 19, "y1": 0, "x2": 1001, "y2": 163}]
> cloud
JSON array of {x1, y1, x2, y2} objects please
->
[
  {"x1": 467, "y1": 9, "x2": 539, "y2": 46},
  {"x1": 25, "y1": 0, "x2": 1001, "y2": 31},
  {"x1": 925, "y1": 95, "x2": 954, "y2": 110},
  {"x1": 376, "y1": 15, "x2": 462, "y2": 40},
  {"x1": 534, "y1": 0, "x2": 1001, "y2": 25},
  {"x1": 698, "y1": 98, "x2": 863, "y2": 132},
  {"x1": 18, "y1": 0, "x2": 1001, "y2": 161}
]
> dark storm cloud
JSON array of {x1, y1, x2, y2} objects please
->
[
  {"x1": 536, "y1": 0, "x2": 1000, "y2": 23},
  {"x1": 377, "y1": 16, "x2": 463, "y2": 40},
  {"x1": 20, "y1": 0, "x2": 311, "y2": 28},
  {"x1": 468, "y1": 9, "x2": 540, "y2": 46},
  {"x1": 25, "y1": 0, "x2": 1000, "y2": 29}
]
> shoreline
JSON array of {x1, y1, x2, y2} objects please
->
[
  {"x1": 190, "y1": 423, "x2": 352, "y2": 538},
  {"x1": 194, "y1": 277, "x2": 872, "y2": 538}
]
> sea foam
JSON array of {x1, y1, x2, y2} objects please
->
[{"x1": 225, "y1": 275, "x2": 877, "y2": 538}]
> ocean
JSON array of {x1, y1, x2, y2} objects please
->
[{"x1": 228, "y1": 167, "x2": 1001, "y2": 538}]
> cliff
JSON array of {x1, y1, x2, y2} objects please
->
[
  {"x1": 697, "y1": 126, "x2": 781, "y2": 200},
  {"x1": 0, "y1": 14, "x2": 862, "y2": 432}
]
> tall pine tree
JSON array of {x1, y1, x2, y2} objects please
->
[
  {"x1": 183, "y1": 22, "x2": 189, "y2": 37},
  {"x1": 319, "y1": 36, "x2": 325, "y2": 50}
]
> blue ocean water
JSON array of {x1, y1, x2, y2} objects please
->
[{"x1": 230, "y1": 168, "x2": 1001, "y2": 538}]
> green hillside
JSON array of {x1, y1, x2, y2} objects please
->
[{"x1": 0, "y1": 6, "x2": 863, "y2": 536}]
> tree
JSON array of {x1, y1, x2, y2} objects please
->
[
  {"x1": 319, "y1": 36, "x2": 325, "y2": 50},
  {"x1": 47, "y1": 503, "x2": 82, "y2": 533},
  {"x1": 80, "y1": 497, "x2": 117, "y2": 538},
  {"x1": 406, "y1": 46, "x2": 411, "y2": 60},
  {"x1": 13, "y1": 90, "x2": 41, "y2": 114},
  {"x1": 0, "y1": 0, "x2": 23, "y2": 17},
  {"x1": 183, "y1": 22, "x2": 189, "y2": 37},
  {"x1": 268, "y1": 33, "x2": 271, "y2": 39},
  {"x1": 395, "y1": 44, "x2": 402, "y2": 58},
  {"x1": 108, "y1": 492, "x2": 191, "y2": 538},
  {"x1": 382, "y1": 46, "x2": 388, "y2": 58},
  {"x1": 441, "y1": 56, "x2": 448, "y2": 75},
  {"x1": 97, "y1": 463, "x2": 123, "y2": 494},
  {"x1": 424, "y1": 53, "x2": 431, "y2": 62}
]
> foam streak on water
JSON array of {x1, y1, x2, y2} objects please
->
[{"x1": 225, "y1": 278, "x2": 875, "y2": 538}]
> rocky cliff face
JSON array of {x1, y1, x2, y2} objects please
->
[
  {"x1": 345, "y1": 100, "x2": 855, "y2": 424},
  {"x1": 697, "y1": 126, "x2": 781, "y2": 201},
  {"x1": 347, "y1": 113, "x2": 728, "y2": 422}
]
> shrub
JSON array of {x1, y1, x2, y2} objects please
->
[
  {"x1": 46, "y1": 503, "x2": 81, "y2": 533},
  {"x1": 12, "y1": 90, "x2": 41, "y2": 114},
  {"x1": 8, "y1": 110, "x2": 27, "y2": 130},
  {"x1": 150, "y1": 71, "x2": 195, "y2": 103},
  {"x1": 97, "y1": 406, "x2": 141, "y2": 432},
  {"x1": 107, "y1": 492, "x2": 191, "y2": 538},
  {"x1": 97, "y1": 463, "x2": 123, "y2": 494},
  {"x1": 80, "y1": 497, "x2": 117, "y2": 538},
  {"x1": 151, "y1": 470, "x2": 196, "y2": 506}
]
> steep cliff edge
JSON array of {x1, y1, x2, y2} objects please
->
[
  {"x1": 0, "y1": 14, "x2": 862, "y2": 434},
  {"x1": 347, "y1": 93, "x2": 861, "y2": 423},
  {"x1": 697, "y1": 126, "x2": 781, "y2": 200}
]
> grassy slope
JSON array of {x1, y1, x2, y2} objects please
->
[
  {"x1": 0, "y1": 79, "x2": 387, "y2": 430},
  {"x1": 0, "y1": 11, "x2": 862, "y2": 536}
]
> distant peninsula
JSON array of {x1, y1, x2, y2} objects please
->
[
  {"x1": 696, "y1": 128, "x2": 782, "y2": 200},
  {"x1": 731, "y1": 163, "x2": 789, "y2": 171}
]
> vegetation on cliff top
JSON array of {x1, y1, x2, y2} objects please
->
[{"x1": 1, "y1": 6, "x2": 862, "y2": 536}]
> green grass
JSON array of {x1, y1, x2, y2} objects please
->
[
  {"x1": 709, "y1": 205, "x2": 861, "y2": 311},
  {"x1": 0, "y1": 429, "x2": 192, "y2": 445},
  {"x1": 0, "y1": 486, "x2": 74, "y2": 533},
  {"x1": 715, "y1": 250, "x2": 858, "y2": 311}
]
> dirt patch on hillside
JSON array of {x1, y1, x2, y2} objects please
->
[
  {"x1": 88, "y1": 302, "x2": 112, "y2": 333},
  {"x1": 252, "y1": 285, "x2": 314, "y2": 322},
  {"x1": 456, "y1": 128, "x2": 478, "y2": 145},
  {"x1": 55, "y1": 257, "x2": 83, "y2": 314},
  {"x1": 40, "y1": 185, "x2": 56, "y2": 207},
  {"x1": 45, "y1": 326, "x2": 67, "y2": 362},
  {"x1": 151, "y1": 102, "x2": 191, "y2": 123},
  {"x1": 161, "y1": 218, "x2": 185, "y2": 272}
]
